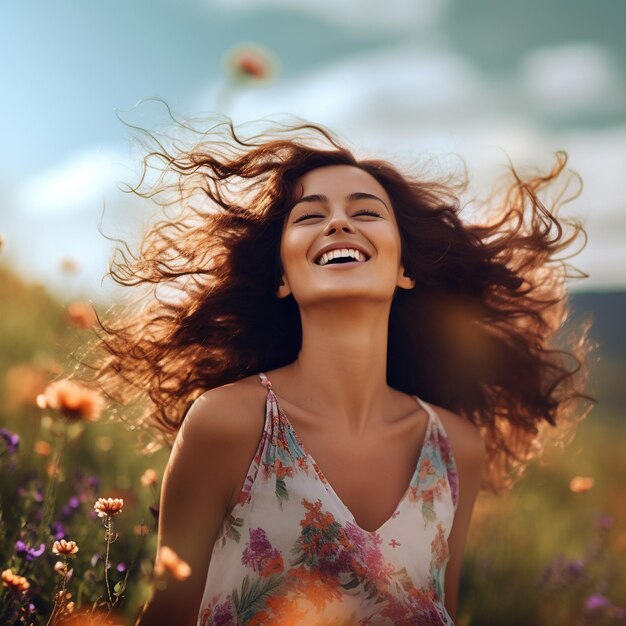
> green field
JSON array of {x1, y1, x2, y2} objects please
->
[{"x1": 1, "y1": 264, "x2": 624, "y2": 625}]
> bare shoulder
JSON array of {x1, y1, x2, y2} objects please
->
[
  {"x1": 428, "y1": 402, "x2": 485, "y2": 464},
  {"x1": 178, "y1": 374, "x2": 267, "y2": 448}
]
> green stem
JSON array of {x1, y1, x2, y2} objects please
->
[{"x1": 103, "y1": 517, "x2": 114, "y2": 611}]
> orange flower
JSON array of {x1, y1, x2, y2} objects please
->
[
  {"x1": 36, "y1": 379, "x2": 104, "y2": 422},
  {"x1": 569, "y1": 476, "x2": 594, "y2": 493},
  {"x1": 260, "y1": 555, "x2": 284, "y2": 577},
  {"x1": 140, "y1": 469, "x2": 158, "y2": 487},
  {"x1": 59, "y1": 257, "x2": 79, "y2": 273},
  {"x1": 34, "y1": 440, "x2": 52, "y2": 456},
  {"x1": 1, "y1": 568, "x2": 30, "y2": 593},
  {"x1": 67, "y1": 301, "x2": 97, "y2": 329},
  {"x1": 4, "y1": 363, "x2": 51, "y2": 409},
  {"x1": 225, "y1": 43, "x2": 278, "y2": 84},
  {"x1": 94, "y1": 497, "x2": 124, "y2": 518},
  {"x1": 53, "y1": 539, "x2": 80, "y2": 556},
  {"x1": 154, "y1": 546, "x2": 192, "y2": 581},
  {"x1": 133, "y1": 523, "x2": 149, "y2": 537}
]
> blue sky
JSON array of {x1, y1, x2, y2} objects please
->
[{"x1": 1, "y1": 0, "x2": 624, "y2": 297}]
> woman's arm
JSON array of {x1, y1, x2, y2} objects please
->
[
  {"x1": 135, "y1": 387, "x2": 257, "y2": 626},
  {"x1": 439, "y1": 410, "x2": 485, "y2": 621}
]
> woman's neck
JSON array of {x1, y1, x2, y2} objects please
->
[{"x1": 278, "y1": 301, "x2": 394, "y2": 434}]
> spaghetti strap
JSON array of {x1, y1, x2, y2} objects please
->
[{"x1": 258, "y1": 371, "x2": 272, "y2": 389}]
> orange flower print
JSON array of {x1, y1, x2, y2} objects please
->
[{"x1": 419, "y1": 459, "x2": 436, "y2": 482}]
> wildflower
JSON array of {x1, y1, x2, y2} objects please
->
[
  {"x1": 1, "y1": 568, "x2": 30, "y2": 592},
  {"x1": 154, "y1": 546, "x2": 192, "y2": 580},
  {"x1": 15, "y1": 540, "x2": 46, "y2": 562},
  {"x1": 94, "y1": 497, "x2": 124, "y2": 518},
  {"x1": 53, "y1": 539, "x2": 80, "y2": 556},
  {"x1": 50, "y1": 521, "x2": 67, "y2": 540},
  {"x1": 34, "y1": 440, "x2": 52, "y2": 456},
  {"x1": 596, "y1": 515, "x2": 613, "y2": 530},
  {"x1": 133, "y1": 523, "x2": 149, "y2": 536},
  {"x1": 569, "y1": 476, "x2": 594, "y2": 493},
  {"x1": 36, "y1": 379, "x2": 105, "y2": 422},
  {"x1": 586, "y1": 594, "x2": 610, "y2": 611},
  {"x1": 140, "y1": 469, "x2": 158, "y2": 487},
  {"x1": 0, "y1": 428, "x2": 19, "y2": 454},
  {"x1": 67, "y1": 301, "x2": 97, "y2": 329},
  {"x1": 224, "y1": 43, "x2": 278, "y2": 84},
  {"x1": 54, "y1": 561, "x2": 68, "y2": 576},
  {"x1": 59, "y1": 257, "x2": 79, "y2": 273},
  {"x1": 4, "y1": 363, "x2": 51, "y2": 409}
]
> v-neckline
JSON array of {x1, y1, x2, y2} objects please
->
[{"x1": 271, "y1": 390, "x2": 435, "y2": 535}]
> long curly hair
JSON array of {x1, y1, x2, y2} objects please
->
[{"x1": 83, "y1": 117, "x2": 595, "y2": 490}]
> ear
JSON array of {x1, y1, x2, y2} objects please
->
[
  {"x1": 277, "y1": 276, "x2": 292, "y2": 299},
  {"x1": 397, "y1": 266, "x2": 415, "y2": 290}
]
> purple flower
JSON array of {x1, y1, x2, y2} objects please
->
[
  {"x1": 596, "y1": 515, "x2": 613, "y2": 531},
  {"x1": 213, "y1": 598, "x2": 237, "y2": 626},
  {"x1": 0, "y1": 428, "x2": 19, "y2": 454},
  {"x1": 586, "y1": 594, "x2": 610, "y2": 611},
  {"x1": 15, "y1": 540, "x2": 46, "y2": 562},
  {"x1": 241, "y1": 528, "x2": 282, "y2": 575},
  {"x1": 116, "y1": 562, "x2": 127, "y2": 573},
  {"x1": 50, "y1": 521, "x2": 66, "y2": 540}
]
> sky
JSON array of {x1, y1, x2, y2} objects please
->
[{"x1": 1, "y1": 0, "x2": 625, "y2": 299}]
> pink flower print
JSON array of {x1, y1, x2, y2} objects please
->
[
  {"x1": 242, "y1": 528, "x2": 284, "y2": 577},
  {"x1": 344, "y1": 524, "x2": 394, "y2": 586},
  {"x1": 389, "y1": 539, "x2": 401, "y2": 548},
  {"x1": 201, "y1": 596, "x2": 237, "y2": 626}
]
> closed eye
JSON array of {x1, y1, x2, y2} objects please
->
[
  {"x1": 354, "y1": 209, "x2": 382, "y2": 218},
  {"x1": 293, "y1": 213, "x2": 323, "y2": 223}
]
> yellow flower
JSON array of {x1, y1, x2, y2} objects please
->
[
  {"x1": 94, "y1": 497, "x2": 124, "y2": 518},
  {"x1": 569, "y1": 476, "x2": 594, "y2": 493},
  {"x1": 154, "y1": 546, "x2": 192, "y2": 581},
  {"x1": 1, "y1": 568, "x2": 30, "y2": 593},
  {"x1": 53, "y1": 539, "x2": 80, "y2": 556},
  {"x1": 36, "y1": 379, "x2": 104, "y2": 423},
  {"x1": 140, "y1": 469, "x2": 158, "y2": 487}
]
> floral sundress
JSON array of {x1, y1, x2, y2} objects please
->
[{"x1": 197, "y1": 372, "x2": 458, "y2": 626}]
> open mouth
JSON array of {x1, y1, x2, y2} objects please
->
[{"x1": 315, "y1": 248, "x2": 370, "y2": 266}]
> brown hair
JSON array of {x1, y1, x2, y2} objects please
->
[{"x1": 84, "y1": 118, "x2": 595, "y2": 490}]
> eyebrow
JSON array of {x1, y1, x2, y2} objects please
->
[{"x1": 292, "y1": 192, "x2": 389, "y2": 211}]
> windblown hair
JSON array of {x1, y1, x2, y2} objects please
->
[{"x1": 84, "y1": 117, "x2": 595, "y2": 490}]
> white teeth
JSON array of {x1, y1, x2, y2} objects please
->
[{"x1": 318, "y1": 248, "x2": 367, "y2": 266}]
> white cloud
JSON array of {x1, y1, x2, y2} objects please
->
[
  {"x1": 520, "y1": 43, "x2": 624, "y2": 115},
  {"x1": 210, "y1": 0, "x2": 449, "y2": 32},
  {"x1": 15, "y1": 147, "x2": 134, "y2": 216}
]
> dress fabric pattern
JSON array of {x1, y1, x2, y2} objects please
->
[{"x1": 197, "y1": 373, "x2": 458, "y2": 626}]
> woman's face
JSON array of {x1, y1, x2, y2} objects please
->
[{"x1": 278, "y1": 165, "x2": 414, "y2": 307}]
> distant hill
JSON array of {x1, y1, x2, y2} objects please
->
[
  {"x1": 568, "y1": 289, "x2": 626, "y2": 417},
  {"x1": 569, "y1": 290, "x2": 626, "y2": 361}
]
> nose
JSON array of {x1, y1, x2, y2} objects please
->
[{"x1": 323, "y1": 212, "x2": 355, "y2": 236}]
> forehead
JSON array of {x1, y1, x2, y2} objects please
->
[{"x1": 296, "y1": 165, "x2": 390, "y2": 203}]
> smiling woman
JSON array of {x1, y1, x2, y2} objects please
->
[{"x1": 81, "y1": 118, "x2": 594, "y2": 625}]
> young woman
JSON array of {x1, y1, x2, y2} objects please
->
[{"x1": 92, "y1": 121, "x2": 592, "y2": 625}]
